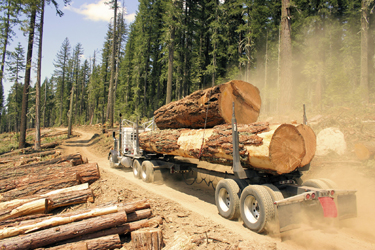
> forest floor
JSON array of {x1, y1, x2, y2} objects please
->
[{"x1": 53, "y1": 114, "x2": 375, "y2": 250}]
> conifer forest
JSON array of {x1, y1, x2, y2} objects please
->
[{"x1": 1, "y1": 0, "x2": 375, "y2": 149}]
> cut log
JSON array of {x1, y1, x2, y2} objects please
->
[
  {"x1": 0, "y1": 175, "x2": 81, "y2": 202},
  {"x1": 0, "y1": 211, "x2": 127, "y2": 250},
  {"x1": 0, "y1": 183, "x2": 89, "y2": 213},
  {"x1": 140, "y1": 123, "x2": 310, "y2": 174},
  {"x1": 38, "y1": 234, "x2": 121, "y2": 250},
  {"x1": 0, "y1": 150, "x2": 58, "y2": 164},
  {"x1": 154, "y1": 80, "x2": 261, "y2": 129},
  {"x1": 19, "y1": 153, "x2": 84, "y2": 169},
  {"x1": 0, "y1": 162, "x2": 73, "y2": 181},
  {"x1": 354, "y1": 141, "x2": 375, "y2": 160},
  {"x1": 0, "y1": 205, "x2": 119, "y2": 239},
  {"x1": 0, "y1": 163, "x2": 99, "y2": 193},
  {"x1": 132, "y1": 228, "x2": 163, "y2": 250},
  {"x1": 0, "y1": 188, "x2": 94, "y2": 222},
  {"x1": 56, "y1": 214, "x2": 161, "y2": 244}
]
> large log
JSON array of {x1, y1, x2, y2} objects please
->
[
  {"x1": 0, "y1": 162, "x2": 73, "y2": 181},
  {"x1": 0, "y1": 150, "x2": 58, "y2": 165},
  {"x1": 154, "y1": 80, "x2": 261, "y2": 129},
  {"x1": 0, "y1": 211, "x2": 128, "y2": 250},
  {"x1": 0, "y1": 163, "x2": 99, "y2": 193},
  {"x1": 140, "y1": 123, "x2": 315, "y2": 174}
]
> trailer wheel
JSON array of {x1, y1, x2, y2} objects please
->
[
  {"x1": 240, "y1": 185, "x2": 275, "y2": 233},
  {"x1": 132, "y1": 159, "x2": 142, "y2": 179},
  {"x1": 215, "y1": 179, "x2": 241, "y2": 220},
  {"x1": 262, "y1": 184, "x2": 284, "y2": 201},
  {"x1": 318, "y1": 178, "x2": 338, "y2": 189},
  {"x1": 141, "y1": 161, "x2": 154, "y2": 183},
  {"x1": 303, "y1": 179, "x2": 330, "y2": 189}
]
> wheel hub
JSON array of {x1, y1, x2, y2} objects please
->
[
  {"x1": 244, "y1": 195, "x2": 260, "y2": 223},
  {"x1": 218, "y1": 188, "x2": 230, "y2": 212}
]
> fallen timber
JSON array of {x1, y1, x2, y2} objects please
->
[{"x1": 139, "y1": 122, "x2": 316, "y2": 175}]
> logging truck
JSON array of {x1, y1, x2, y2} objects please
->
[
  {"x1": 109, "y1": 80, "x2": 356, "y2": 233},
  {"x1": 108, "y1": 111, "x2": 357, "y2": 234}
]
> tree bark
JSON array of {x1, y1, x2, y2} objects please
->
[
  {"x1": 58, "y1": 213, "x2": 160, "y2": 244},
  {"x1": 154, "y1": 80, "x2": 261, "y2": 130},
  {"x1": 0, "y1": 174, "x2": 85, "y2": 202},
  {"x1": 0, "y1": 184, "x2": 89, "y2": 218},
  {"x1": 106, "y1": 0, "x2": 117, "y2": 128},
  {"x1": 40, "y1": 234, "x2": 122, "y2": 250},
  {"x1": 0, "y1": 200, "x2": 150, "y2": 240},
  {"x1": 35, "y1": 0, "x2": 45, "y2": 151},
  {"x1": 279, "y1": 0, "x2": 293, "y2": 113},
  {"x1": 0, "y1": 150, "x2": 58, "y2": 164},
  {"x1": 0, "y1": 188, "x2": 94, "y2": 222},
  {"x1": 140, "y1": 122, "x2": 315, "y2": 174},
  {"x1": 0, "y1": 211, "x2": 127, "y2": 250},
  {"x1": 0, "y1": 205, "x2": 119, "y2": 239},
  {"x1": 67, "y1": 84, "x2": 75, "y2": 138},
  {"x1": 360, "y1": 0, "x2": 369, "y2": 103},
  {"x1": 131, "y1": 228, "x2": 163, "y2": 250},
  {"x1": 19, "y1": 6, "x2": 37, "y2": 149},
  {"x1": 166, "y1": 25, "x2": 175, "y2": 104}
]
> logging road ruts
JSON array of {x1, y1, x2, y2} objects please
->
[{"x1": 58, "y1": 128, "x2": 375, "y2": 250}]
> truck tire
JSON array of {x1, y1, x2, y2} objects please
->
[
  {"x1": 141, "y1": 161, "x2": 155, "y2": 183},
  {"x1": 132, "y1": 159, "x2": 142, "y2": 179},
  {"x1": 262, "y1": 184, "x2": 284, "y2": 201},
  {"x1": 240, "y1": 185, "x2": 275, "y2": 233},
  {"x1": 303, "y1": 179, "x2": 330, "y2": 189},
  {"x1": 215, "y1": 179, "x2": 241, "y2": 220},
  {"x1": 318, "y1": 178, "x2": 338, "y2": 189},
  {"x1": 109, "y1": 154, "x2": 115, "y2": 168}
]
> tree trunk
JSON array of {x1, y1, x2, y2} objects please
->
[
  {"x1": 360, "y1": 0, "x2": 369, "y2": 103},
  {"x1": 166, "y1": 26, "x2": 175, "y2": 104},
  {"x1": 41, "y1": 234, "x2": 122, "y2": 250},
  {"x1": 154, "y1": 80, "x2": 261, "y2": 130},
  {"x1": 0, "y1": 1, "x2": 11, "y2": 118},
  {"x1": 279, "y1": 0, "x2": 293, "y2": 113},
  {"x1": 140, "y1": 123, "x2": 316, "y2": 175},
  {"x1": 35, "y1": 0, "x2": 45, "y2": 151},
  {"x1": 106, "y1": 0, "x2": 117, "y2": 128},
  {"x1": 354, "y1": 141, "x2": 375, "y2": 160},
  {"x1": 19, "y1": 6, "x2": 37, "y2": 149},
  {"x1": 131, "y1": 228, "x2": 163, "y2": 250},
  {"x1": 67, "y1": 84, "x2": 75, "y2": 138},
  {"x1": 0, "y1": 211, "x2": 127, "y2": 250}
]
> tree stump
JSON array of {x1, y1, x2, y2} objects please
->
[{"x1": 131, "y1": 228, "x2": 163, "y2": 250}]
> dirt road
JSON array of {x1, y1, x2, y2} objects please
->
[{"x1": 59, "y1": 128, "x2": 375, "y2": 249}]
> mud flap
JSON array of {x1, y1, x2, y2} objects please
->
[
  {"x1": 277, "y1": 203, "x2": 303, "y2": 232},
  {"x1": 319, "y1": 197, "x2": 337, "y2": 218},
  {"x1": 337, "y1": 193, "x2": 357, "y2": 220}
]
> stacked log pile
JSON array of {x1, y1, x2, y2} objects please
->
[
  {"x1": 0, "y1": 150, "x2": 162, "y2": 249},
  {"x1": 145, "y1": 80, "x2": 317, "y2": 175}
]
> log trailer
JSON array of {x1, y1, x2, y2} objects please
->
[{"x1": 108, "y1": 108, "x2": 357, "y2": 234}]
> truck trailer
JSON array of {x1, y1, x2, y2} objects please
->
[{"x1": 108, "y1": 107, "x2": 357, "y2": 234}]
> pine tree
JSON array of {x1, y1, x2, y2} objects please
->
[{"x1": 53, "y1": 37, "x2": 71, "y2": 125}]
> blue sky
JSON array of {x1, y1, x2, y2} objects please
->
[{"x1": 3, "y1": 0, "x2": 139, "y2": 101}]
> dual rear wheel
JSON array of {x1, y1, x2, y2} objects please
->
[
  {"x1": 132, "y1": 159, "x2": 155, "y2": 183},
  {"x1": 215, "y1": 179, "x2": 282, "y2": 233}
]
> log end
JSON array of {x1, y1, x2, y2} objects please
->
[
  {"x1": 269, "y1": 124, "x2": 306, "y2": 174},
  {"x1": 219, "y1": 80, "x2": 261, "y2": 125},
  {"x1": 295, "y1": 124, "x2": 316, "y2": 167}
]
